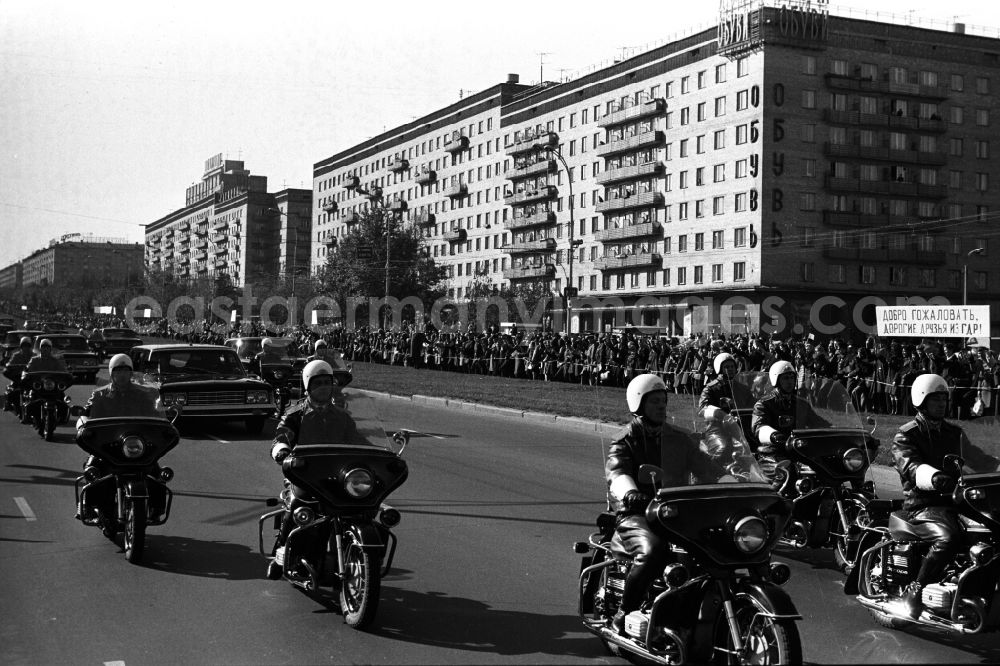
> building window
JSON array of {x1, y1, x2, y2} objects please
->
[
  {"x1": 976, "y1": 77, "x2": 989, "y2": 94},
  {"x1": 712, "y1": 230, "x2": 724, "y2": 249},
  {"x1": 860, "y1": 265, "x2": 876, "y2": 284},
  {"x1": 696, "y1": 135, "x2": 705, "y2": 154},
  {"x1": 715, "y1": 63, "x2": 726, "y2": 83},
  {"x1": 918, "y1": 268, "x2": 935, "y2": 287},
  {"x1": 950, "y1": 74, "x2": 964, "y2": 91},
  {"x1": 950, "y1": 106, "x2": 964, "y2": 124},
  {"x1": 735, "y1": 192, "x2": 747, "y2": 212},
  {"x1": 802, "y1": 55, "x2": 816, "y2": 75},
  {"x1": 737, "y1": 57, "x2": 748, "y2": 77},
  {"x1": 859, "y1": 96, "x2": 877, "y2": 114},
  {"x1": 695, "y1": 232, "x2": 704, "y2": 251},
  {"x1": 831, "y1": 59, "x2": 848, "y2": 75},
  {"x1": 800, "y1": 193, "x2": 815, "y2": 211},
  {"x1": 801, "y1": 226, "x2": 815, "y2": 247},
  {"x1": 712, "y1": 264, "x2": 723, "y2": 282},
  {"x1": 714, "y1": 96, "x2": 726, "y2": 116},
  {"x1": 714, "y1": 129, "x2": 725, "y2": 149},
  {"x1": 697, "y1": 102, "x2": 707, "y2": 121},
  {"x1": 662, "y1": 268, "x2": 671, "y2": 286},
  {"x1": 976, "y1": 141, "x2": 990, "y2": 159},
  {"x1": 698, "y1": 70, "x2": 707, "y2": 88},
  {"x1": 734, "y1": 262, "x2": 746, "y2": 281},
  {"x1": 681, "y1": 76, "x2": 690, "y2": 94},
  {"x1": 694, "y1": 265, "x2": 704, "y2": 284},
  {"x1": 736, "y1": 159, "x2": 748, "y2": 178},
  {"x1": 736, "y1": 89, "x2": 748, "y2": 111},
  {"x1": 859, "y1": 63, "x2": 877, "y2": 80},
  {"x1": 679, "y1": 202, "x2": 689, "y2": 219},
  {"x1": 801, "y1": 263, "x2": 814, "y2": 282},
  {"x1": 677, "y1": 266, "x2": 687, "y2": 284},
  {"x1": 695, "y1": 200, "x2": 705, "y2": 218},
  {"x1": 713, "y1": 195, "x2": 725, "y2": 214},
  {"x1": 804, "y1": 159, "x2": 815, "y2": 177},
  {"x1": 680, "y1": 107, "x2": 690, "y2": 125},
  {"x1": 802, "y1": 124, "x2": 815, "y2": 142},
  {"x1": 734, "y1": 227, "x2": 746, "y2": 247},
  {"x1": 829, "y1": 264, "x2": 846, "y2": 283},
  {"x1": 976, "y1": 109, "x2": 989, "y2": 126},
  {"x1": 678, "y1": 235, "x2": 688, "y2": 253},
  {"x1": 736, "y1": 124, "x2": 748, "y2": 144},
  {"x1": 802, "y1": 90, "x2": 816, "y2": 109},
  {"x1": 977, "y1": 173, "x2": 989, "y2": 192}
]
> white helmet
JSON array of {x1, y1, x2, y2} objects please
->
[
  {"x1": 261, "y1": 337, "x2": 274, "y2": 349},
  {"x1": 626, "y1": 374, "x2": 667, "y2": 414},
  {"x1": 911, "y1": 373, "x2": 949, "y2": 409},
  {"x1": 768, "y1": 360, "x2": 796, "y2": 389},
  {"x1": 109, "y1": 353, "x2": 133, "y2": 371},
  {"x1": 314, "y1": 339, "x2": 328, "y2": 352},
  {"x1": 302, "y1": 359, "x2": 334, "y2": 393},
  {"x1": 713, "y1": 352, "x2": 736, "y2": 376}
]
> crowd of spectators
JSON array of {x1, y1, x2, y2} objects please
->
[{"x1": 7, "y1": 312, "x2": 999, "y2": 421}]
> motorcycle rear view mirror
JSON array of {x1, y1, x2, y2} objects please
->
[
  {"x1": 391, "y1": 431, "x2": 409, "y2": 454},
  {"x1": 942, "y1": 453, "x2": 965, "y2": 476},
  {"x1": 638, "y1": 464, "x2": 663, "y2": 488},
  {"x1": 165, "y1": 406, "x2": 182, "y2": 424}
]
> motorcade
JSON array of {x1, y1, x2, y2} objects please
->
[
  {"x1": 128, "y1": 344, "x2": 275, "y2": 433},
  {"x1": 226, "y1": 337, "x2": 309, "y2": 416},
  {"x1": 259, "y1": 394, "x2": 409, "y2": 629},
  {"x1": 33, "y1": 334, "x2": 101, "y2": 383},
  {"x1": 99, "y1": 328, "x2": 144, "y2": 357},
  {"x1": 1, "y1": 329, "x2": 43, "y2": 365},
  {"x1": 21, "y1": 370, "x2": 73, "y2": 440}
]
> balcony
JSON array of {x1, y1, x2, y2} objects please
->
[
  {"x1": 178, "y1": 243, "x2": 191, "y2": 253},
  {"x1": 389, "y1": 156, "x2": 409, "y2": 173},
  {"x1": 323, "y1": 201, "x2": 338, "y2": 214},
  {"x1": 503, "y1": 263, "x2": 556, "y2": 281},
  {"x1": 594, "y1": 220, "x2": 662, "y2": 243},
  {"x1": 506, "y1": 210, "x2": 556, "y2": 231},
  {"x1": 343, "y1": 174, "x2": 360, "y2": 191},
  {"x1": 415, "y1": 169, "x2": 437, "y2": 186},
  {"x1": 596, "y1": 130, "x2": 665, "y2": 158},
  {"x1": 195, "y1": 238, "x2": 208, "y2": 249},
  {"x1": 596, "y1": 190, "x2": 664, "y2": 213},
  {"x1": 823, "y1": 73, "x2": 948, "y2": 100},
  {"x1": 504, "y1": 159, "x2": 557, "y2": 181},
  {"x1": 593, "y1": 252, "x2": 662, "y2": 271},
  {"x1": 196, "y1": 261, "x2": 208, "y2": 273},
  {"x1": 178, "y1": 255, "x2": 191, "y2": 265},
  {"x1": 503, "y1": 237, "x2": 557, "y2": 255},
  {"x1": 506, "y1": 130, "x2": 559, "y2": 156},
  {"x1": 443, "y1": 182, "x2": 468, "y2": 199},
  {"x1": 822, "y1": 211, "x2": 889, "y2": 228},
  {"x1": 342, "y1": 210, "x2": 359, "y2": 225},
  {"x1": 599, "y1": 98, "x2": 666, "y2": 128},
  {"x1": 822, "y1": 247, "x2": 859, "y2": 260},
  {"x1": 504, "y1": 185, "x2": 558, "y2": 206},
  {"x1": 214, "y1": 243, "x2": 228, "y2": 254},
  {"x1": 444, "y1": 134, "x2": 469, "y2": 155},
  {"x1": 596, "y1": 160, "x2": 665, "y2": 186},
  {"x1": 388, "y1": 199, "x2": 408, "y2": 213},
  {"x1": 324, "y1": 236, "x2": 338, "y2": 248},
  {"x1": 194, "y1": 250, "x2": 207, "y2": 261},
  {"x1": 211, "y1": 218, "x2": 228, "y2": 230},
  {"x1": 444, "y1": 228, "x2": 467, "y2": 243},
  {"x1": 822, "y1": 109, "x2": 948, "y2": 134},
  {"x1": 416, "y1": 211, "x2": 436, "y2": 227}
]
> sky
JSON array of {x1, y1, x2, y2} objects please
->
[{"x1": 2, "y1": 0, "x2": 998, "y2": 269}]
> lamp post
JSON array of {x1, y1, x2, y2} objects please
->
[
  {"x1": 544, "y1": 145, "x2": 582, "y2": 334},
  {"x1": 344, "y1": 180, "x2": 399, "y2": 329},
  {"x1": 962, "y1": 247, "x2": 985, "y2": 306}
]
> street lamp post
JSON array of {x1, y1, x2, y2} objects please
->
[
  {"x1": 544, "y1": 145, "x2": 581, "y2": 335},
  {"x1": 344, "y1": 181, "x2": 399, "y2": 329},
  {"x1": 962, "y1": 247, "x2": 985, "y2": 306}
]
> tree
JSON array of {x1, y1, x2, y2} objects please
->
[{"x1": 317, "y1": 205, "x2": 448, "y2": 327}]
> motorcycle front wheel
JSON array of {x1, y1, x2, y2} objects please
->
[
  {"x1": 833, "y1": 498, "x2": 871, "y2": 574},
  {"x1": 339, "y1": 529, "x2": 380, "y2": 629},
  {"x1": 44, "y1": 408, "x2": 56, "y2": 441},
  {"x1": 124, "y1": 497, "x2": 147, "y2": 564},
  {"x1": 712, "y1": 592, "x2": 801, "y2": 665}
]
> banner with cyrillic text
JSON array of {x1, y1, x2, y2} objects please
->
[{"x1": 875, "y1": 305, "x2": 991, "y2": 339}]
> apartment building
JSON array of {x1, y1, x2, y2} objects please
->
[
  {"x1": 313, "y1": 2, "x2": 999, "y2": 335},
  {"x1": 145, "y1": 154, "x2": 310, "y2": 286},
  {"x1": 15, "y1": 235, "x2": 143, "y2": 288},
  {"x1": 0, "y1": 263, "x2": 22, "y2": 291}
]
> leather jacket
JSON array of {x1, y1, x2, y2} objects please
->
[
  {"x1": 751, "y1": 391, "x2": 831, "y2": 456},
  {"x1": 84, "y1": 382, "x2": 162, "y2": 418},
  {"x1": 25, "y1": 355, "x2": 69, "y2": 374},
  {"x1": 271, "y1": 398, "x2": 370, "y2": 461},
  {"x1": 605, "y1": 417, "x2": 725, "y2": 514},
  {"x1": 699, "y1": 377, "x2": 755, "y2": 416},
  {"x1": 892, "y1": 412, "x2": 998, "y2": 510}
]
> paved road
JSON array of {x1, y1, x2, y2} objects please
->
[{"x1": 1, "y1": 377, "x2": 998, "y2": 664}]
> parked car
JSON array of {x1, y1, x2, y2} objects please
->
[
  {"x1": 33, "y1": 334, "x2": 101, "y2": 382},
  {"x1": 99, "y1": 328, "x2": 144, "y2": 357},
  {"x1": 128, "y1": 344, "x2": 276, "y2": 433},
  {"x1": 1, "y1": 329, "x2": 43, "y2": 365}
]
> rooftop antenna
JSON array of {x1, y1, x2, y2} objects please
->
[
  {"x1": 537, "y1": 51, "x2": 550, "y2": 83},
  {"x1": 557, "y1": 67, "x2": 570, "y2": 82}
]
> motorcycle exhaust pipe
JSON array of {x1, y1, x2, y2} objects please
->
[
  {"x1": 783, "y1": 521, "x2": 810, "y2": 548},
  {"x1": 593, "y1": 625, "x2": 686, "y2": 665}
]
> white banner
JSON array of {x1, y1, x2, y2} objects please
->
[{"x1": 875, "y1": 305, "x2": 991, "y2": 339}]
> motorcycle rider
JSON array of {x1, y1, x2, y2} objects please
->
[
  {"x1": 3, "y1": 337, "x2": 35, "y2": 421},
  {"x1": 75, "y1": 354, "x2": 166, "y2": 523},
  {"x1": 251, "y1": 337, "x2": 285, "y2": 375},
  {"x1": 606, "y1": 374, "x2": 729, "y2": 635},
  {"x1": 267, "y1": 359, "x2": 366, "y2": 579},
  {"x1": 699, "y1": 352, "x2": 755, "y2": 464},
  {"x1": 751, "y1": 360, "x2": 831, "y2": 484},
  {"x1": 892, "y1": 373, "x2": 1000, "y2": 619},
  {"x1": 307, "y1": 338, "x2": 330, "y2": 362},
  {"x1": 25, "y1": 338, "x2": 69, "y2": 373}
]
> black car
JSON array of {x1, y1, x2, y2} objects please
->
[
  {"x1": 2, "y1": 329, "x2": 43, "y2": 365},
  {"x1": 100, "y1": 328, "x2": 144, "y2": 356},
  {"x1": 33, "y1": 334, "x2": 102, "y2": 382},
  {"x1": 128, "y1": 344, "x2": 276, "y2": 434}
]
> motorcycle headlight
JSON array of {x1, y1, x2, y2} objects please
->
[
  {"x1": 292, "y1": 506, "x2": 315, "y2": 526},
  {"x1": 733, "y1": 516, "x2": 768, "y2": 554},
  {"x1": 32, "y1": 381, "x2": 42, "y2": 390},
  {"x1": 843, "y1": 448, "x2": 867, "y2": 473},
  {"x1": 43, "y1": 379, "x2": 56, "y2": 391},
  {"x1": 273, "y1": 370, "x2": 286, "y2": 380},
  {"x1": 344, "y1": 468, "x2": 374, "y2": 498},
  {"x1": 122, "y1": 436, "x2": 145, "y2": 459},
  {"x1": 57, "y1": 382, "x2": 68, "y2": 391}
]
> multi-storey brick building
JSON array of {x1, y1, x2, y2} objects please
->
[
  {"x1": 145, "y1": 154, "x2": 310, "y2": 287},
  {"x1": 0, "y1": 262, "x2": 23, "y2": 291},
  {"x1": 14, "y1": 235, "x2": 143, "y2": 289},
  {"x1": 312, "y1": 2, "x2": 998, "y2": 336}
]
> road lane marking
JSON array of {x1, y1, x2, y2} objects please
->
[
  {"x1": 14, "y1": 497, "x2": 36, "y2": 521},
  {"x1": 104, "y1": 661, "x2": 126, "y2": 666},
  {"x1": 206, "y1": 434, "x2": 231, "y2": 444}
]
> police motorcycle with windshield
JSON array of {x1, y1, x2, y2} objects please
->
[
  {"x1": 21, "y1": 370, "x2": 73, "y2": 441},
  {"x1": 576, "y1": 374, "x2": 801, "y2": 665},
  {"x1": 738, "y1": 362, "x2": 880, "y2": 572},
  {"x1": 259, "y1": 363, "x2": 408, "y2": 630}
]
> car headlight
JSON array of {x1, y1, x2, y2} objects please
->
[
  {"x1": 344, "y1": 468, "x2": 374, "y2": 498},
  {"x1": 246, "y1": 390, "x2": 269, "y2": 404},
  {"x1": 843, "y1": 448, "x2": 867, "y2": 472},
  {"x1": 122, "y1": 436, "x2": 145, "y2": 459},
  {"x1": 733, "y1": 516, "x2": 768, "y2": 554},
  {"x1": 162, "y1": 393, "x2": 187, "y2": 406},
  {"x1": 43, "y1": 379, "x2": 56, "y2": 391}
]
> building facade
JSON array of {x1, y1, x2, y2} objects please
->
[
  {"x1": 0, "y1": 262, "x2": 22, "y2": 291},
  {"x1": 312, "y1": 2, "x2": 999, "y2": 336},
  {"x1": 16, "y1": 235, "x2": 143, "y2": 289},
  {"x1": 145, "y1": 154, "x2": 310, "y2": 287}
]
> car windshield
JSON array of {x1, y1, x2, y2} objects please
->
[
  {"x1": 104, "y1": 329, "x2": 138, "y2": 338},
  {"x1": 45, "y1": 336, "x2": 91, "y2": 352},
  {"x1": 234, "y1": 338, "x2": 296, "y2": 360},
  {"x1": 150, "y1": 349, "x2": 247, "y2": 377}
]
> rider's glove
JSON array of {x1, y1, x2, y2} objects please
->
[
  {"x1": 273, "y1": 446, "x2": 291, "y2": 464},
  {"x1": 931, "y1": 472, "x2": 957, "y2": 494},
  {"x1": 621, "y1": 490, "x2": 651, "y2": 515},
  {"x1": 769, "y1": 432, "x2": 789, "y2": 450}
]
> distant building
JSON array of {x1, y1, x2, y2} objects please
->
[
  {"x1": 18, "y1": 236, "x2": 142, "y2": 288},
  {"x1": 311, "y1": 1, "x2": 999, "y2": 336},
  {"x1": 144, "y1": 154, "x2": 310, "y2": 286},
  {"x1": 0, "y1": 262, "x2": 22, "y2": 290}
]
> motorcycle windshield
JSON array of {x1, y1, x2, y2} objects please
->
[
  {"x1": 282, "y1": 391, "x2": 408, "y2": 511},
  {"x1": 732, "y1": 371, "x2": 879, "y2": 485},
  {"x1": 76, "y1": 416, "x2": 180, "y2": 466}
]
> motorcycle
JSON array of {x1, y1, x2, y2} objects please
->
[
  {"x1": 728, "y1": 372, "x2": 880, "y2": 573},
  {"x1": 575, "y1": 428, "x2": 802, "y2": 664},
  {"x1": 2, "y1": 366, "x2": 27, "y2": 421},
  {"x1": 21, "y1": 370, "x2": 73, "y2": 440},
  {"x1": 258, "y1": 361, "x2": 297, "y2": 418},
  {"x1": 73, "y1": 412, "x2": 180, "y2": 564},
  {"x1": 846, "y1": 448, "x2": 1000, "y2": 634},
  {"x1": 259, "y1": 393, "x2": 409, "y2": 629}
]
